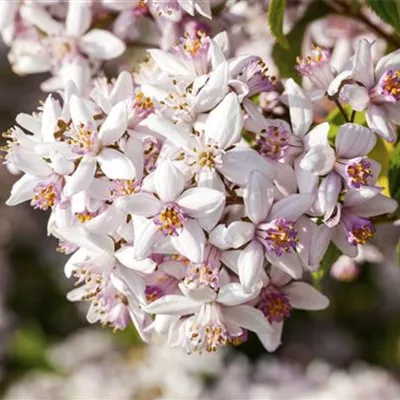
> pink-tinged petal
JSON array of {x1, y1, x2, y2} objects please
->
[
  {"x1": 274, "y1": 163, "x2": 298, "y2": 196},
  {"x1": 80, "y1": 29, "x2": 126, "y2": 60},
  {"x1": 218, "y1": 282, "x2": 262, "y2": 306},
  {"x1": 309, "y1": 224, "x2": 333, "y2": 266},
  {"x1": 375, "y1": 48, "x2": 400, "y2": 78},
  {"x1": 144, "y1": 114, "x2": 195, "y2": 151},
  {"x1": 65, "y1": 1, "x2": 91, "y2": 37},
  {"x1": 69, "y1": 95, "x2": 95, "y2": 128},
  {"x1": 343, "y1": 187, "x2": 382, "y2": 208},
  {"x1": 286, "y1": 78, "x2": 313, "y2": 137},
  {"x1": 335, "y1": 123, "x2": 376, "y2": 158},
  {"x1": 212, "y1": 31, "x2": 230, "y2": 57},
  {"x1": 155, "y1": 159, "x2": 184, "y2": 203},
  {"x1": 295, "y1": 159, "x2": 319, "y2": 194},
  {"x1": 197, "y1": 201, "x2": 225, "y2": 232},
  {"x1": 63, "y1": 155, "x2": 96, "y2": 196},
  {"x1": 209, "y1": 36, "x2": 226, "y2": 69},
  {"x1": 209, "y1": 224, "x2": 231, "y2": 250},
  {"x1": 385, "y1": 103, "x2": 400, "y2": 125},
  {"x1": 219, "y1": 147, "x2": 276, "y2": 185},
  {"x1": 266, "y1": 252, "x2": 303, "y2": 279},
  {"x1": 243, "y1": 98, "x2": 267, "y2": 132},
  {"x1": 225, "y1": 221, "x2": 255, "y2": 249},
  {"x1": 238, "y1": 241, "x2": 265, "y2": 293},
  {"x1": 193, "y1": 61, "x2": 229, "y2": 113},
  {"x1": 119, "y1": 266, "x2": 147, "y2": 303},
  {"x1": 224, "y1": 305, "x2": 272, "y2": 333},
  {"x1": 122, "y1": 137, "x2": 144, "y2": 181},
  {"x1": 115, "y1": 247, "x2": 156, "y2": 273},
  {"x1": 304, "y1": 122, "x2": 330, "y2": 148},
  {"x1": 283, "y1": 282, "x2": 330, "y2": 310},
  {"x1": 204, "y1": 92, "x2": 243, "y2": 149},
  {"x1": 145, "y1": 294, "x2": 201, "y2": 315},
  {"x1": 147, "y1": 49, "x2": 191, "y2": 75},
  {"x1": 176, "y1": 187, "x2": 225, "y2": 219},
  {"x1": 366, "y1": 104, "x2": 396, "y2": 143},
  {"x1": 194, "y1": 0, "x2": 211, "y2": 18},
  {"x1": 295, "y1": 216, "x2": 313, "y2": 269},
  {"x1": 117, "y1": 192, "x2": 161, "y2": 217},
  {"x1": 133, "y1": 218, "x2": 163, "y2": 260},
  {"x1": 171, "y1": 219, "x2": 205, "y2": 263},
  {"x1": 300, "y1": 145, "x2": 336, "y2": 175},
  {"x1": 258, "y1": 322, "x2": 283, "y2": 352},
  {"x1": 269, "y1": 194, "x2": 314, "y2": 221},
  {"x1": 98, "y1": 148, "x2": 135, "y2": 180},
  {"x1": 270, "y1": 267, "x2": 290, "y2": 287},
  {"x1": 332, "y1": 225, "x2": 358, "y2": 257},
  {"x1": 0, "y1": 2, "x2": 18, "y2": 31},
  {"x1": 345, "y1": 194, "x2": 398, "y2": 217},
  {"x1": 99, "y1": 101, "x2": 128, "y2": 146},
  {"x1": 318, "y1": 173, "x2": 342, "y2": 219},
  {"x1": 340, "y1": 84, "x2": 370, "y2": 111},
  {"x1": 20, "y1": 3, "x2": 63, "y2": 35},
  {"x1": 244, "y1": 170, "x2": 274, "y2": 224},
  {"x1": 6, "y1": 174, "x2": 41, "y2": 206},
  {"x1": 220, "y1": 250, "x2": 241, "y2": 274}
]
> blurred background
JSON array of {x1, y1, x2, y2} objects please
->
[{"x1": 1, "y1": 40, "x2": 400, "y2": 399}]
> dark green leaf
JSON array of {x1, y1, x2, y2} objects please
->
[
  {"x1": 272, "y1": 0, "x2": 335, "y2": 82},
  {"x1": 388, "y1": 140, "x2": 400, "y2": 202},
  {"x1": 366, "y1": 0, "x2": 400, "y2": 34},
  {"x1": 268, "y1": 0, "x2": 289, "y2": 49}
]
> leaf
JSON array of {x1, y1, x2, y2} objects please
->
[
  {"x1": 388, "y1": 140, "x2": 400, "y2": 202},
  {"x1": 268, "y1": 0, "x2": 289, "y2": 49},
  {"x1": 312, "y1": 243, "x2": 341, "y2": 289},
  {"x1": 272, "y1": 0, "x2": 334, "y2": 82},
  {"x1": 366, "y1": 0, "x2": 400, "y2": 35}
]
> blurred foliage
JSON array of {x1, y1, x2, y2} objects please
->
[
  {"x1": 268, "y1": 0, "x2": 289, "y2": 49},
  {"x1": 366, "y1": 0, "x2": 400, "y2": 35}
]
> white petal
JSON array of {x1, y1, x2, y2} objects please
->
[
  {"x1": 340, "y1": 84, "x2": 370, "y2": 111},
  {"x1": 345, "y1": 194, "x2": 398, "y2": 217},
  {"x1": 350, "y1": 39, "x2": 375, "y2": 88},
  {"x1": 66, "y1": 1, "x2": 91, "y2": 36},
  {"x1": 171, "y1": 220, "x2": 205, "y2": 263},
  {"x1": 117, "y1": 193, "x2": 162, "y2": 217},
  {"x1": 155, "y1": 159, "x2": 184, "y2": 202},
  {"x1": 375, "y1": 48, "x2": 400, "y2": 78},
  {"x1": 300, "y1": 145, "x2": 336, "y2": 175},
  {"x1": 258, "y1": 322, "x2": 283, "y2": 352},
  {"x1": 286, "y1": 78, "x2": 313, "y2": 137},
  {"x1": 10, "y1": 148, "x2": 52, "y2": 177},
  {"x1": 133, "y1": 218, "x2": 163, "y2": 260},
  {"x1": 6, "y1": 174, "x2": 41, "y2": 206},
  {"x1": 176, "y1": 187, "x2": 225, "y2": 219},
  {"x1": 309, "y1": 224, "x2": 333, "y2": 266},
  {"x1": 304, "y1": 122, "x2": 330, "y2": 148},
  {"x1": 294, "y1": 159, "x2": 319, "y2": 194},
  {"x1": 145, "y1": 295, "x2": 201, "y2": 315},
  {"x1": 224, "y1": 221, "x2": 255, "y2": 249},
  {"x1": 204, "y1": 92, "x2": 243, "y2": 148},
  {"x1": 63, "y1": 155, "x2": 96, "y2": 197},
  {"x1": 218, "y1": 282, "x2": 262, "y2": 306},
  {"x1": 266, "y1": 252, "x2": 303, "y2": 279},
  {"x1": 244, "y1": 170, "x2": 274, "y2": 224},
  {"x1": 147, "y1": 49, "x2": 191, "y2": 75},
  {"x1": 335, "y1": 123, "x2": 376, "y2": 158},
  {"x1": 98, "y1": 148, "x2": 135, "y2": 180},
  {"x1": 69, "y1": 95, "x2": 95, "y2": 128},
  {"x1": 99, "y1": 101, "x2": 128, "y2": 146},
  {"x1": 115, "y1": 247, "x2": 156, "y2": 273},
  {"x1": 332, "y1": 225, "x2": 358, "y2": 257},
  {"x1": 20, "y1": 3, "x2": 63, "y2": 35},
  {"x1": 269, "y1": 194, "x2": 314, "y2": 221},
  {"x1": 224, "y1": 305, "x2": 272, "y2": 333},
  {"x1": 284, "y1": 282, "x2": 330, "y2": 310},
  {"x1": 80, "y1": 29, "x2": 126, "y2": 60},
  {"x1": 366, "y1": 104, "x2": 396, "y2": 143},
  {"x1": 238, "y1": 241, "x2": 264, "y2": 293},
  {"x1": 318, "y1": 173, "x2": 342, "y2": 219}
]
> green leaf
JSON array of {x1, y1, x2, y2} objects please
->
[
  {"x1": 268, "y1": 0, "x2": 289, "y2": 49},
  {"x1": 272, "y1": 0, "x2": 334, "y2": 82},
  {"x1": 366, "y1": 0, "x2": 400, "y2": 34},
  {"x1": 388, "y1": 140, "x2": 400, "y2": 202},
  {"x1": 312, "y1": 243, "x2": 341, "y2": 289}
]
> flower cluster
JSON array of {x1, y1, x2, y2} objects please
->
[{"x1": 2, "y1": 1, "x2": 399, "y2": 354}]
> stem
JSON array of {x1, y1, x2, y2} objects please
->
[
  {"x1": 335, "y1": 99, "x2": 349, "y2": 122},
  {"x1": 350, "y1": 110, "x2": 356, "y2": 123}
]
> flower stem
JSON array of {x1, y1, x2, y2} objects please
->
[{"x1": 335, "y1": 99, "x2": 349, "y2": 122}]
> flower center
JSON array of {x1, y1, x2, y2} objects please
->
[
  {"x1": 347, "y1": 218, "x2": 375, "y2": 246},
  {"x1": 257, "y1": 218, "x2": 298, "y2": 256},
  {"x1": 134, "y1": 91, "x2": 154, "y2": 114},
  {"x1": 109, "y1": 179, "x2": 140, "y2": 200},
  {"x1": 31, "y1": 181, "x2": 60, "y2": 210},
  {"x1": 145, "y1": 285, "x2": 164, "y2": 303},
  {"x1": 255, "y1": 125, "x2": 290, "y2": 161},
  {"x1": 381, "y1": 70, "x2": 400, "y2": 101},
  {"x1": 346, "y1": 158, "x2": 373, "y2": 188},
  {"x1": 69, "y1": 123, "x2": 98, "y2": 155},
  {"x1": 259, "y1": 286, "x2": 292, "y2": 323},
  {"x1": 184, "y1": 262, "x2": 220, "y2": 291},
  {"x1": 177, "y1": 30, "x2": 209, "y2": 57},
  {"x1": 76, "y1": 211, "x2": 96, "y2": 223},
  {"x1": 153, "y1": 203, "x2": 186, "y2": 236}
]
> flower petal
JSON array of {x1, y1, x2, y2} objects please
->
[
  {"x1": 257, "y1": 322, "x2": 283, "y2": 352},
  {"x1": 98, "y1": 148, "x2": 135, "y2": 180},
  {"x1": 115, "y1": 247, "x2": 156, "y2": 273},
  {"x1": 366, "y1": 104, "x2": 396, "y2": 143},
  {"x1": 117, "y1": 193, "x2": 162, "y2": 217},
  {"x1": 224, "y1": 305, "x2": 272, "y2": 333},
  {"x1": 80, "y1": 29, "x2": 126, "y2": 60},
  {"x1": 266, "y1": 252, "x2": 303, "y2": 279},
  {"x1": 155, "y1": 159, "x2": 184, "y2": 203},
  {"x1": 335, "y1": 123, "x2": 376, "y2": 158},
  {"x1": 63, "y1": 155, "x2": 96, "y2": 197},
  {"x1": 269, "y1": 194, "x2": 314, "y2": 221},
  {"x1": 300, "y1": 145, "x2": 336, "y2": 176},
  {"x1": 99, "y1": 101, "x2": 128, "y2": 146},
  {"x1": 283, "y1": 282, "x2": 330, "y2": 310},
  {"x1": 218, "y1": 282, "x2": 262, "y2": 306},
  {"x1": 144, "y1": 294, "x2": 202, "y2": 315},
  {"x1": 238, "y1": 240, "x2": 265, "y2": 293}
]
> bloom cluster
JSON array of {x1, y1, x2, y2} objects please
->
[{"x1": 2, "y1": 1, "x2": 399, "y2": 354}]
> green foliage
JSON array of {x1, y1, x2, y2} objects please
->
[
  {"x1": 272, "y1": 0, "x2": 334, "y2": 82},
  {"x1": 396, "y1": 239, "x2": 400, "y2": 266},
  {"x1": 268, "y1": 0, "x2": 289, "y2": 49},
  {"x1": 312, "y1": 243, "x2": 341, "y2": 288},
  {"x1": 388, "y1": 140, "x2": 400, "y2": 202},
  {"x1": 366, "y1": 0, "x2": 400, "y2": 35}
]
